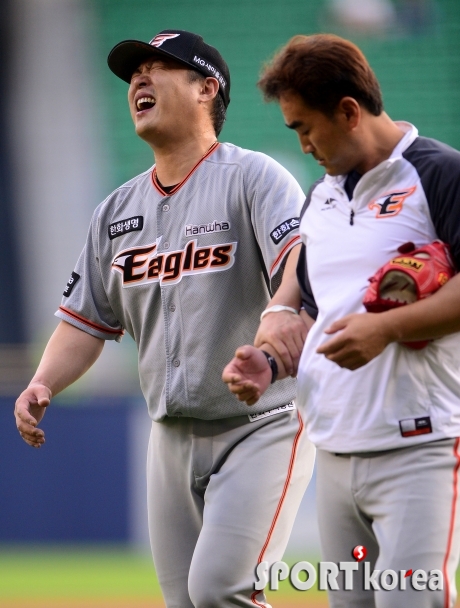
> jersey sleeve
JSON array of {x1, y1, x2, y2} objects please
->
[
  {"x1": 55, "y1": 209, "x2": 124, "y2": 342},
  {"x1": 246, "y1": 153, "x2": 304, "y2": 294},
  {"x1": 403, "y1": 137, "x2": 460, "y2": 270}
]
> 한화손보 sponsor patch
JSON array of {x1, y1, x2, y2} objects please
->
[{"x1": 270, "y1": 218, "x2": 299, "y2": 244}]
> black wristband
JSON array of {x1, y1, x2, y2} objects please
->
[{"x1": 261, "y1": 350, "x2": 278, "y2": 384}]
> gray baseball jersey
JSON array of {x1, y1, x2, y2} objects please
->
[{"x1": 56, "y1": 142, "x2": 304, "y2": 421}]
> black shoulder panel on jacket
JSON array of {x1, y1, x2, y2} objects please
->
[
  {"x1": 300, "y1": 176, "x2": 325, "y2": 220},
  {"x1": 403, "y1": 136, "x2": 460, "y2": 269}
]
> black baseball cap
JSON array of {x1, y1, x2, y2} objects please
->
[{"x1": 107, "y1": 29, "x2": 231, "y2": 107}]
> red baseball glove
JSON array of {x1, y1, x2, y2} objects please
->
[{"x1": 363, "y1": 240, "x2": 456, "y2": 349}]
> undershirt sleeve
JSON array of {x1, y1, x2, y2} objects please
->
[
  {"x1": 296, "y1": 243, "x2": 318, "y2": 319},
  {"x1": 296, "y1": 179, "x2": 324, "y2": 319}
]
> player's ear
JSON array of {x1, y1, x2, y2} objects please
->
[
  {"x1": 199, "y1": 77, "x2": 219, "y2": 103},
  {"x1": 336, "y1": 97, "x2": 361, "y2": 131}
]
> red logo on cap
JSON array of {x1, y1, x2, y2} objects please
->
[{"x1": 149, "y1": 33, "x2": 180, "y2": 48}]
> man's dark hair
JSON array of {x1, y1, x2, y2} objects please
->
[
  {"x1": 258, "y1": 34, "x2": 383, "y2": 117},
  {"x1": 188, "y1": 71, "x2": 227, "y2": 136}
]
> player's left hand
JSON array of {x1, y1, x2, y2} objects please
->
[
  {"x1": 254, "y1": 311, "x2": 310, "y2": 377},
  {"x1": 222, "y1": 345, "x2": 272, "y2": 405},
  {"x1": 316, "y1": 312, "x2": 391, "y2": 370}
]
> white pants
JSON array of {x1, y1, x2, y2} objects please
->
[
  {"x1": 317, "y1": 438, "x2": 460, "y2": 608},
  {"x1": 147, "y1": 407, "x2": 316, "y2": 607}
]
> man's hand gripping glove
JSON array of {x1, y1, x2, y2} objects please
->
[{"x1": 363, "y1": 240, "x2": 456, "y2": 349}]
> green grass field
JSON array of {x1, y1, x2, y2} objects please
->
[
  {"x1": 0, "y1": 546, "x2": 163, "y2": 608},
  {"x1": 0, "y1": 546, "x2": 458, "y2": 607},
  {"x1": 0, "y1": 546, "x2": 327, "y2": 608}
]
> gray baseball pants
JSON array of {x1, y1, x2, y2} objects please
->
[
  {"x1": 316, "y1": 438, "x2": 460, "y2": 608},
  {"x1": 146, "y1": 407, "x2": 315, "y2": 608}
]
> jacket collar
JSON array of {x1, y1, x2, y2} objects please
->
[{"x1": 325, "y1": 121, "x2": 419, "y2": 189}]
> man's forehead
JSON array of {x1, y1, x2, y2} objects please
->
[
  {"x1": 280, "y1": 93, "x2": 331, "y2": 120},
  {"x1": 280, "y1": 90, "x2": 311, "y2": 111},
  {"x1": 134, "y1": 54, "x2": 185, "y2": 72}
]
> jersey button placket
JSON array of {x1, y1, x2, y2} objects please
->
[{"x1": 158, "y1": 198, "x2": 175, "y2": 412}]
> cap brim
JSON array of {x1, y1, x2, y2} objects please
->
[{"x1": 107, "y1": 40, "x2": 193, "y2": 83}]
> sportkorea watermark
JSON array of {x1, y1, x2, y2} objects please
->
[{"x1": 255, "y1": 546, "x2": 443, "y2": 593}]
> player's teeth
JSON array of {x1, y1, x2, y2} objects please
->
[{"x1": 136, "y1": 97, "x2": 156, "y2": 110}]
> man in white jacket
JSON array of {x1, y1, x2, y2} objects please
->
[{"x1": 224, "y1": 33, "x2": 460, "y2": 608}]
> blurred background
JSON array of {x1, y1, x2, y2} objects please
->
[{"x1": 1, "y1": 0, "x2": 459, "y2": 606}]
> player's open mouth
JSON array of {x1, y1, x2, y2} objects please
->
[{"x1": 136, "y1": 96, "x2": 156, "y2": 111}]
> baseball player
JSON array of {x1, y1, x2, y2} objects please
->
[
  {"x1": 14, "y1": 29, "x2": 315, "y2": 608},
  {"x1": 224, "y1": 34, "x2": 460, "y2": 607}
]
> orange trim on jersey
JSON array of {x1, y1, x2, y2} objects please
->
[
  {"x1": 443, "y1": 437, "x2": 460, "y2": 608},
  {"x1": 151, "y1": 141, "x2": 220, "y2": 196},
  {"x1": 258, "y1": 409, "x2": 304, "y2": 564},
  {"x1": 59, "y1": 306, "x2": 123, "y2": 336},
  {"x1": 270, "y1": 235, "x2": 301, "y2": 276}
]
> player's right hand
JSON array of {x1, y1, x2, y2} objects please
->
[
  {"x1": 254, "y1": 310, "x2": 310, "y2": 376},
  {"x1": 14, "y1": 383, "x2": 51, "y2": 448},
  {"x1": 222, "y1": 345, "x2": 272, "y2": 405}
]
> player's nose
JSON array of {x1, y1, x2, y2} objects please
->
[
  {"x1": 301, "y1": 140, "x2": 314, "y2": 155},
  {"x1": 130, "y1": 65, "x2": 153, "y2": 89},
  {"x1": 133, "y1": 73, "x2": 151, "y2": 89},
  {"x1": 128, "y1": 74, "x2": 151, "y2": 103}
]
